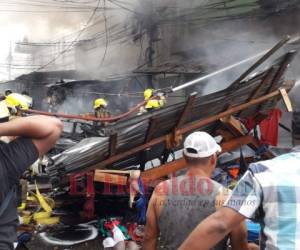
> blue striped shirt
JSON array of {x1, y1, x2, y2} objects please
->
[{"x1": 225, "y1": 152, "x2": 300, "y2": 250}]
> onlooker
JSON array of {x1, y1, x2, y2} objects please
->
[
  {"x1": 180, "y1": 148, "x2": 300, "y2": 250},
  {"x1": 0, "y1": 115, "x2": 63, "y2": 249},
  {"x1": 143, "y1": 132, "x2": 249, "y2": 250}
]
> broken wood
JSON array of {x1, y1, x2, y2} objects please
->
[
  {"x1": 220, "y1": 116, "x2": 274, "y2": 159},
  {"x1": 279, "y1": 87, "x2": 293, "y2": 112},
  {"x1": 95, "y1": 169, "x2": 133, "y2": 175},
  {"x1": 271, "y1": 52, "x2": 296, "y2": 90},
  {"x1": 94, "y1": 172, "x2": 127, "y2": 185},
  {"x1": 175, "y1": 92, "x2": 197, "y2": 129},
  {"x1": 84, "y1": 88, "x2": 288, "y2": 171},
  {"x1": 168, "y1": 92, "x2": 198, "y2": 148},
  {"x1": 141, "y1": 135, "x2": 255, "y2": 181},
  {"x1": 231, "y1": 35, "x2": 290, "y2": 87},
  {"x1": 247, "y1": 68, "x2": 276, "y2": 102},
  {"x1": 220, "y1": 116, "x2": 245, "y2": 136},
  {"x1": 178, "y1": 88, "x2": 287, "y2": 135},
  {"x1": 144, "y1": 117, "x2": 158, "y2": 143},
  {"x1": 109, "y1": 134, "x2": 118, "y2": 157}
]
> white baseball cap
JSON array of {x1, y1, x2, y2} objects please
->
[{"x1": 183, "y1": 131, "x2": 222, "y2": 158}]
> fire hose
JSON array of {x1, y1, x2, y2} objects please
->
[
  {"x1": 22, "y1": 36, "x2": 291, "y2": 123},
  {"x1": 23, "y1": 99, "x2": 148, "y2": 122}
]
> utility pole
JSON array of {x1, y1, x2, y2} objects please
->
[
  {"x1": 146, "y1": 26, "x2": 155, "y2": 88},
  {"x1": 145, "y1": 0, "x2": 158, "y2": 89},
  {"x1": 6, "y1": 41, "x2": 12, "y2": 80}
]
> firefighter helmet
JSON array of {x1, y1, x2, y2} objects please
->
[
  {"x1": 144, "y1": 89, "x2": 153, "y2": 100},
  {"x1": 94, "y1": 98, "x2": 107, "y2": 109}
]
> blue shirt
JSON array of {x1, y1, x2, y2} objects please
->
[{"x1": 225, "y1": 152, "x2": 300, "y2": 250}]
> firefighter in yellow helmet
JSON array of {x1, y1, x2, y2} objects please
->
[
  {"x1": 94, "y1": 98, "x2": 110, "y2": 119},
  {"x1": 5, "y1": 92, "x2": 29, "y2": 116},
  {"x1": 141, "y1": 88, "x2": 166, "y2": 113}
]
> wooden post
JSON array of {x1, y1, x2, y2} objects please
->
[
  {"x1": 109, "y1": 134, "x2": 118, "y2": 157},
  {"x1": 279, "y1": 88, "x2": 293, "y2": 112}
]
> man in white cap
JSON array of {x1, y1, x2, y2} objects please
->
[{"x1": 143, "y1": 131, "x2": 249, "y2": 250}]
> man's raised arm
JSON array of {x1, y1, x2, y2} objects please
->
[
  {"x1": 179, "y1": 207, "x2": 245, "y2": 250},
  {"x1": 0, "y1": 115, "x2": 63, "y2": 156},
  {"x1": 180, "y1": 169, "x2": 262, "y2": 250}
]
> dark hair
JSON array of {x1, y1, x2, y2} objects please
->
[
  {"x1": 5, "y1": 90, "x2": 12, "y2": 96},
  {"x1": 183, "y1": 154, "x2": 212, "y2": 166}
]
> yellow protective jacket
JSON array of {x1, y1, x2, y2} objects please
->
[
  {"x1": 145, "y1": 96, "x2": 166, "y2": 110},
  {"x1": 95, "y1": 107, "x2": 111, "y2": 119},
  {"x1": 0, "y1": 100, "x2": 10, "y2": 119},
  {"x1": 23, "y1": 94, "x2": 33, "y2": 108}
]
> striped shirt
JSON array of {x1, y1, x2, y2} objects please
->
[{"x1": 224, "y1": 151, "x2": 300, "y2": 250}]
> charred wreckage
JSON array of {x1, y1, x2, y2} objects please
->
[{"x1": 5, "y1": 36, "x2": 300, "y2": 246}]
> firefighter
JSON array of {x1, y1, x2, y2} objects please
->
[
  {"x1": 94, "y1": 98, "x2": 110, "y2": 119},
  {"x1": 5, "y1": 89, "x2": 12, "y2": 96},
  {"x1": 141, "y1": 88, "x2": 166, "y2": 113},
  {"x1": 5, "y1": 92, "x2": 29, "y2": 115}
]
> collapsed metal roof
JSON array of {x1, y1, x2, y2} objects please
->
[{"x1": 47, "y1": 47, "x2": 298, "y2": 187}]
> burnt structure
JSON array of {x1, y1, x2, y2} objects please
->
[{"x1": 47, "y1": 47, "x2": 297, "y2": 187}]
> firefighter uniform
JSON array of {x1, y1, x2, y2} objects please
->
[
  {"x1": 94, "y1": 98, "x2": 110, "y2": 119},
  {"x1": 22, "y1": 92, "x2": 33, "y2": 108},
  {"x1": 6, "y1": 93, "x2": 29, "y2": 111},
  {"x1": 142, "y1": 89, "x2": 166, "y2": 112}
]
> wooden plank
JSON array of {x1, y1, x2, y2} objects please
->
[
  {"x1": 220, "y1": 116, "x2": 274, "y2": 159},
  {"x1": 230, "y1": 35, "x2": 290, "y2": 88},
  {"x1": 252, "y1": 52, "x2": 295, "y2": 115},
  {"x1": 179, "y1": 89, "x2": 286, "y2": 135},
  {"x1": 144, "y1": 117, "x2": 158, "y2": 143},
  {"x1": 95, "y1": 169, "x2": 131, "y2": 175},
  {"x1": 279, "y1": 87, "x2": 293, "y2": 112},
  {"x1": 141, "y1": 135, "x2": 254, "y2": 181},
  {"x1": 94, "y1": 172, "x2": 127, "y2": 185},
  {"x1": 109, "y1": 133, "x2": 118, "y2": 157},
  {"x1": 248, "y1": 67, "x2": 276, "y2": 101},
  {"x1": 253, "y1": 66, "x2": 280, "y2": 114},
  {"x1": 141, "y1": 158, "x2": 186, "y2": 181},
  {"x1": 220, "y1": 116, "x2": 245, "y2": 136},
  {"x1": 175, "y1": 92, "x2": 197, "y2": 129},
  {"x1": 271, "y1": 52, "x2": 296, "y2": 90}
]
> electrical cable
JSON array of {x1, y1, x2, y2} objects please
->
[
  {"x1": 34, "y1": 0, "x2": 101, "y2": 71},
  {"x1": 100, "y1": 0, "x2": 109, "y2": 65}
]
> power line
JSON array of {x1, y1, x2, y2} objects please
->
[
  {"x1": 0, "y1": 0, "x2": 116, "y2": 13},
  {"x1": 107, "y1": 0, "x2": 140, "y2": 15},
  {"x1": 35, "y1": 0, "x2": 102, "y2": 71},
  {"x1": 100, "y1": 0, "x2": 108, "y2": 65}
]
